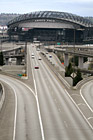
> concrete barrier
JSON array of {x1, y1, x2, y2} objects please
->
[{"x1": 0, "y1": 82, "x2": 5, "y2": 112}]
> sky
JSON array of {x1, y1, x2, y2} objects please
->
[{"x1": 0, "y1": 0, "x2": 93, "y2": 17}]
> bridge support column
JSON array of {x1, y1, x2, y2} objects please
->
[
  {"x1": 78, "y1": 56, "x2": 83, "y2": 69},
  {"x1": 16, "y1": 57, "x2": 22, "y2": 65},
  {"x1": 15, "y1": 48, "x2": 21, "y2": 54},
  {"x1": 64, "y1": 53, "x2": 69, "y2": 67},
  {"x1": 5, "y1": 58, "x2": 9, "y2": 65}
]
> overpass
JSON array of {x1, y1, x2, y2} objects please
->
[
  {"x1": 1, "y1": 46, "x2": 25, "y2": 65},
  {"x1": 54, "y1": 48, "x2": 93, "y2": 57},
  {"x1": 4, "y1": 54, "x2": 25, "y2": 65},
  {"x1": 46, "y1": 46, "x2": 93, "y2": 69}
]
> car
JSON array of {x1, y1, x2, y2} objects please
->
[
  {"x1": 38, "y1": 57, "x2": 42, "y2": 60},
  {"x1": 31, "y1": 53, "x2": 34, "y2": 56},
  {"x1": 46, "y1": 52, "x2": 48, "y2": 54},
  {"x1": 49, "y1": 55, "x2": 52, "y2": 58},
  {"x1": 32, "y1": 55, "x2": 35, "y2": 59},
  {"x1": 37, "y1": 48, "x2": 40, "y2": 51},
  {"x1": 34, "y1": 66, "x2": 39, "y2": 69}
]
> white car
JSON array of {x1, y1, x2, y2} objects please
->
[
  {"x1": 31, "y1": 53, "x2": 34, "y2": 56},
  {"x1": 38, "y1": 57, "x2": 42, "y2": 60},
  {"x1": 32, "y1": 55, "x2": 35, "y2": 59}
]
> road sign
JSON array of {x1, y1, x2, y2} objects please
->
[
  {"x1": 71, "y1": 72, "x2": 76, "y2": 78},
  {"x1": 17, "y1": 74, "x2": 22, "y2": 77},
  {"x1": 57, "y1": 42, "x2": 61, "y2": 45}
]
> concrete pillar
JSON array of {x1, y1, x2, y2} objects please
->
[
  {"x1": 15, "y1": 49, "x2": 19, "y2": 54},
  {"x1": 78, "y1": 56, "x2": 83, "y2": 69},
  {"x1": 5, "y1": 58, "x2": 9, "y2": 65},
  {"x1": 16, "y1": 57, "x2": 22, "y2": 65},
  {"x1": 64, "y1": 53, "x2": 69, "y2": 67}
]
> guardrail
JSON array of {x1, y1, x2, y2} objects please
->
[{"x1": 0, "y1": 82, "x2": 5, "y2": 112}]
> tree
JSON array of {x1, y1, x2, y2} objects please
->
[
  {"x1": 0, "y1": 52, "x2": 4, "y2": 66},
  {"x1": 57, "y1": 52, "x2": 64, "y2": 63},
  {"x1": 84, "y1": 57, "x2": 88, "y2": 63},
  {"x1": 71, "y1": 56, "x2": 78, "y2": 66},
  {"x1": 88, "y1": 62, "x2": 93, "y2": 70},
  {"x1": 73, "y1": 69, "x2": 83, "y2": 86},
  {"x1": 65, "y1": 62, "x2": 73, "y2": 77}
]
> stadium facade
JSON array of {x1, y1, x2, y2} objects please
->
[{"x1": 7, "y1": 11, "x2": 93, "y2": 44}]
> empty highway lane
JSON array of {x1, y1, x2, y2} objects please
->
[
  {"x1": 29, "y1": 45, "x2": 93, "y2": 140},
  {"x1": 0, "y1": 75, "x2": 42, "y2": 140},
  {"x1": 0, "y1": 43, "x2": 93, "y2": 140}
]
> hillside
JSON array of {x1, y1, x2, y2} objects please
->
[{"x1": 0, "y1": 13, "x2": 20, "y2": 25}]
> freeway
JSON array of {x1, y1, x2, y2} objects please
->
[
  {"x1": 0, "y1": 43, "x2": 93, "y2": 140},
  {"x1": 29, "y1": 44, "x2": 93, "y2": 140},
  {"x1": 0, "y1": 75, "x2": 42, "y2": 140}
]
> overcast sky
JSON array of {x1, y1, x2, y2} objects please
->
[{"x1": 0, "y1": 0, "x2": 93, "y2": 16}]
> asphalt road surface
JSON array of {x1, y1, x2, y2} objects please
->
[
  {"x1": 0, "y1": 43, "x2": 93, "y2": 140},
  {"x1": 81, "y1": 81, "x2": 93, "y2": 110},
  {"x1": 29, "y1": 44, "x2": 93, "y2": 140},
  {"x1": 0, "y1": 75, "x2": 42, "y2": 140}
]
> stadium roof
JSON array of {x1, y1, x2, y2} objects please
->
[{"x1": 8, "y1": 11, "x2": 93, "y2": 27}]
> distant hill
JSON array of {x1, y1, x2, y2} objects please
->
[{"x1": 0, "y1": 13, "x2": 20, "y2": 26}]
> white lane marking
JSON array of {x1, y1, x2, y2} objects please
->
[
  {"x1": 30, "y1": 46, "x2": 45, "y2": 140},
  {"x1": 78, "y1": 103, "x2": 86, "y2": 106},
  {"x1": 0, "y1": 79, "x2": 18, "y2": 140},
  {"x1": 65, "y1": 89, "x2": 93, "y2": 130},
  {"x1": 0, "y1": 74, "x2": 35, "y2": 98},
  {"x1": 87, "y1": 117, "x2": 93, "y2": 120},
  {"x1": 13, "y1": 87, "x2": 17, "y2": 140},
  {"x1": 80, "y1": 81, "x2": 93, "y2": 113},
  {"x1": 41, "y1": 58, "x2": 70, "y2": 89},
  {"x1": 57, "y1": 73, "x2": 70, "y2": 89},
  {"x1": 0, "y1": 76, "x2": 35, "y2": 140},
  {"x1": 17, "y1": 80, "x2": 36, "y2": 97}
]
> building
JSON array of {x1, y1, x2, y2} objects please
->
[{"x1": 7, "y1": 11, "x2": 93, "y2": 44}]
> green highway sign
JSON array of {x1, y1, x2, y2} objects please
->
[
  {"x1": 17, "y1": 74, "x2": 22, "y2": 77},
  {"x1": 57, "y1": 42, "x2": 61, "y2": 45}
]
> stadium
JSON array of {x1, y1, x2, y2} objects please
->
[{"x1": 7, "y1": 11, "x2": 93, "y2": 44}]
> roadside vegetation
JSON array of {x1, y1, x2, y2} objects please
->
[
  {"x1": 71, "y1": 56, "x2": 88, "y2": 67},
  {"x1": 56, "y1": 52, "x2": 83, "y2": 86},
  {"x1": 0, "y1": 51, "x2": 4, "y2": 66},
  {"x1": 56, "y1": 52, "x2": 64, "y2": 63},
  {"x1": 88, "y1": 61, "x2": 93, "y2": 70},
  {"x1": 65, "y1": 63, "x2": 83, "y2": 86},
  {"x1": 73, "y1": 69, "x2": 83, "y2": 86}
]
